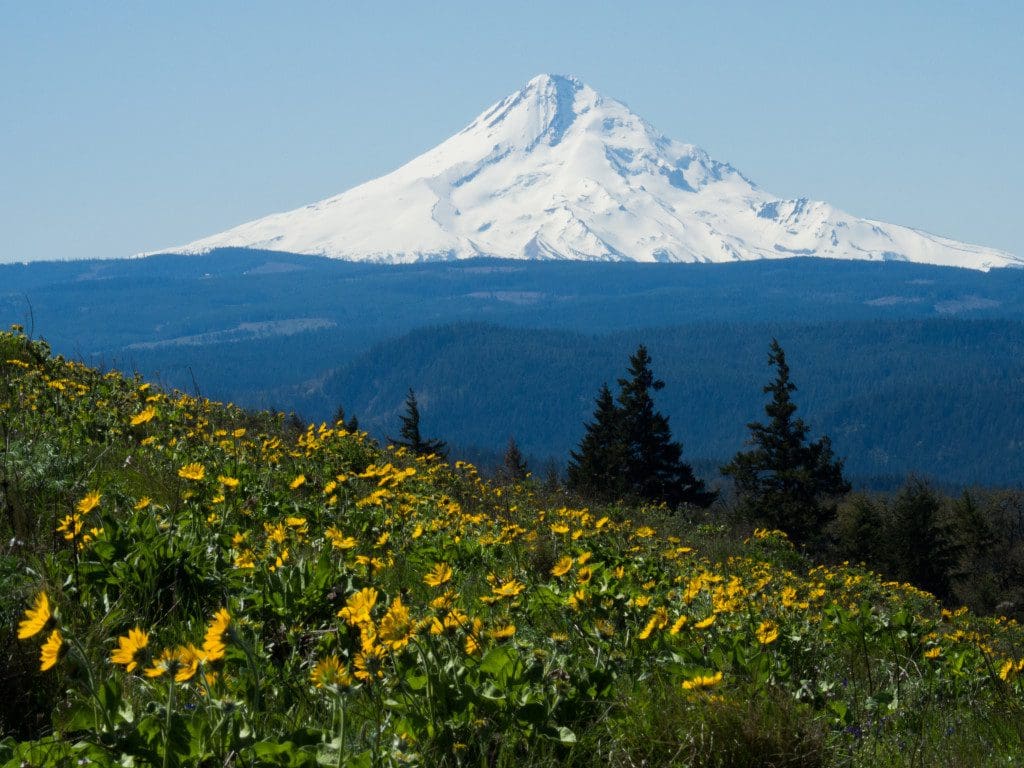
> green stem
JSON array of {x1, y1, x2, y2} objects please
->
[
  {"x1": 336, "y1": 694, "x2": 346, "y2": 768},
  {"x1": 163, "y1": 678, "x2": 176, "y2": 768},
  {"x1": 67, "y1": 631, "x2": 115, "y2": 736}
]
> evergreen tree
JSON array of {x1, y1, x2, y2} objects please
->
[
  {"x1": 567, "y1": 383, "x2": 628, "y2": 501},
  {"x1": 541, "y1": 459, "x2": 562, "y2": 495},
  {"x1": 391, "y1": 388, "x2": 447, "y2": 458},
  {"x1": 888, "y1": 480, "x2": 960, "y2": 601},
  {"x1": 332, "y1": 404, "x2": 347, "y2": 427},
  {"x1": 722, "y1": 339, "x2": 850, "y2": 546},
  {"x1": 616, "y1": 345, "x2": 716, "y2": 508},
  {"x1": 833, "y1": 493, "x2": 886, "y2": 564},
  {"x1": 501, "y1": 436, "x2": 529, "y2": 482},
  {"x1": 333, "y1": 404, "x2": 360, "y2": 433},
  {"x1": 568, "y1": 346, "x2": 714, "y2": 509}
]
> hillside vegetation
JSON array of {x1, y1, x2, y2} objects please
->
[{"x1": 2, "y1": 327, "x2": 1023, "y2": 767}]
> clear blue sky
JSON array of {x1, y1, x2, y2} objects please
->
[{"x1": 2, "y1": 1, "x2": 1021, "y2": 263}]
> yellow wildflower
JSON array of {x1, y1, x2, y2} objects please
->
[
  {"x1": 178, "y1": 463, "x2": 206, "y2": 481},
  {"x1": 325, "y1": 526, "x2": 357, "y2": 550},
  {"x1": 424, "y1": 562, "x2": 453, "y2": 588},
  {"x1": 490, "y1": 624, "x2": 516, "y2": 640},
  {"x1": 480, "y1": 578, "x2": 526, "y2": 604},
  {"x1": 311, "y1": 655, "x2": 351, "y2": 689},
  {"x1": 338, "y1": 587, "x2": 379, "y2": 626},
  {"x1": 550, "y1": 556, "x2": 573, "y2": 578},
  {"x1": 40, "y1": 629, "x2": 63, "y2": 672},
  {"x1": 694, "y1": 615, "x2": 716, "y2": 630},
  {"x1": 17, "y1": 592, "x2": 52, "y2": 640},
  {"x1": 202, "y1": 608, "x2": 231, "y2": 662},
  {"x1": 76, "y1": 491, "x2": 101, "y2": 515},
  {"x1": 234, "y1": 549, "x2": 256, "y2": 569},
  {"x1": 756, "y1": 620, "x2": 780, "y2": 645},
  {"x1": 56, "y1": 513, "x2": 83, "y2": 542},
  {"x1": 353, "y1": 643, "x2": 387, "y2": 683},
  {"x1": 638, "y1": 607, "x2": 669, "y2": 640},
  {"x1": 173, "y1": 645, "x2": 203, "y2": 682},
  {"x1": 682, "y1": 671, "x2": 723, "y2": 690},
  {"x1": 999, "y1": 659, "x2": 1016, "y2": 680},
  {"x1": 289, "y1": 474, "x2": 306, "y2": 490},
  {"x1": 130, "y1": 406, "x2": 157, "y2": 426},
  {"x1": 111, "y1": 627, "x2": 149, "y2": 672},
  {"x1": 378, "y1": 597, "x2": 416, "y2": 651}
]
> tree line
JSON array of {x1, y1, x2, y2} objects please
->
[{"x1": 337, "y1": 340, "x2": 1024, "y2": 618}]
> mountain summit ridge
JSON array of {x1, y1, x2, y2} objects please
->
[{"x1": 153, "y1": 74, "x2": 1019, "y2": 271}]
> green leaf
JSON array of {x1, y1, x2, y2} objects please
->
[{"x1": 556, "y1": 726, "x2": 577, "y2": 744}]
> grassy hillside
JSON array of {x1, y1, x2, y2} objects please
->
[{"x1": 2, "y1": 326, "x2": 1024, "y2": 767}]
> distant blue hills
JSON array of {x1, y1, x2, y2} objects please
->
[{"x1": 3, "y1": 249, "x2": 1024, "y2": 488}]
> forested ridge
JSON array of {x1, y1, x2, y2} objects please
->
[
  {"x1": 309, "y1": 319, "x2": 1024, "y2": 487},
  {"x1": 5, "y1": 253, "x2": 1024, "y2": 486}
]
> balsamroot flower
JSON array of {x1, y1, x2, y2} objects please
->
[
  {"x1": 177, "y1": 463, "x2": 206, "y2": 481},
  {"x1": 76, "y1": 491, "x2": 101, "y2": 515},
  {"x1": 310, "y1": 655, "x2": 352, "y2": 689},
  {"x1": 682, "y1": 671, "x2": 723, "y2": 690},
  {"x1": 202, "y1": 608, "x2": 231, "y2": 662},
  {"x1": 17, "y1": 592, "x2": 52, "y2": 640},
  {"x1": 337, "y1": 588, "x2": 379, "y2": 626},
  {"x1": 423, "y1": 562, "x2": 453, "y2": 587},
  {"x1": 144, "y1": 645, "x2": 204, "y2": 682},
  {"x1": 377, "y1": 597, "x2": 416, "y2": 651},
  {"x1": 550, "y1": 556, "x2": 573, "y2": 578},
  {"x1": 130, "y1": 406, "x2": 156, "y2": 426},
  {"x1": 39, "y1": 629, "x2": 63, "y2": 672},
  {"x1": 111, "y1": 626, "x2": 150, "y2": 672},
  {"x1": 756, "y1": 620, "x2": 780, "y2": 645}
]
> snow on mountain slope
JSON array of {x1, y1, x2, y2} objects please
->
[{"x1": 153, "y1": 74, "x2": 1020, "y2": 271}]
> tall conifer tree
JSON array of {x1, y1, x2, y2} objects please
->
[
  {"x1": 568, "y1": 346, "x2": 714, "y2": 509},
  {"x1": 722, "y1": 339, "x2": 849, "y2": 545},
  {"x1": 616, "y1": 345, "x2": 716, "y2": 508},
  {"x1": 391, "y1": 388, "x2": 447, "y2": 458},
  {"x1": 501, "y1": 436, "x2": 529, "y2": 482},
  {"x1": 567, "y1": 383, "x2": 627, "y2": 500}
]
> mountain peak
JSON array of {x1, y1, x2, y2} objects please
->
[
  {"x1": 150, "y1": 77, "x2": 1020, "y2": 270},
  {"x1": 525, "y1": 73, "x2": 584, "y2": 89},
  {"x1": 467, "y1": 73, "x2": 598, "y2": 151}
]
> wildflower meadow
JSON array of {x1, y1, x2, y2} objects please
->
[{"x1": 2, "y1": 327, "x2": 1023, "y2": 767}]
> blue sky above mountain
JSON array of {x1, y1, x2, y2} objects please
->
[
  {"x1": 155, "y1": 74, "x2": 1019, "y2": 270},
  {"x1": 0, "y1": 2, "x2": 1021, "y2": 263}
]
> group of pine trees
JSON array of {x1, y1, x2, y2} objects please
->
[
  {"x1": 342, "y1": 339, "x2": 850, "y2": 550},
  {"x1": 566, "y1": 345, "x2": 717, "y2": 508},
  {"x1": 566, "y1": 341, "x2": 848, "y2": 547},
  {"x1": 335, "y1": 343, "x2": 1024, "y2": 618}
]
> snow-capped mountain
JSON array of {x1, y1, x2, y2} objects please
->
[{"x1": 154, "y1": 74, "x2": 1019, "y2": 270}]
